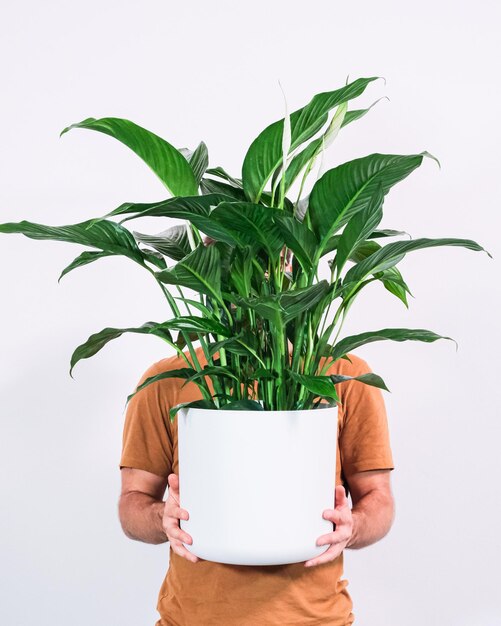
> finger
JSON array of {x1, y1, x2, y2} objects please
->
[
  {"x1": 169, "y1": 538, "x2": 199, "y2": 563},
  {"x1": 304, "y1": 543, "x2": 343, "y2": 568},
  {"x1": 168, "y1": 473, "x2": 180, "y2": 493},
  {"x1": 167, "y1": 505, "x2": 189, "y2": 521},
  {"x1": 334, "y1": 485, "x2": 348, "y2": 508},
  {"x1": 315, "y1": 530, "x2": 347, "y2": 547},
  {"x1": 166, "y1": 524, "x2": 193, "y2": 545},
  {"x1": 322, "y1": 508, "x2": 343, "y2": 525}
]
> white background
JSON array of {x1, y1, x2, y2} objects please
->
[{"x1": 1, "y1": 1, "x2": 500, "y2": 624}]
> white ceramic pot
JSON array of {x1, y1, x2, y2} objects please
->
[{"x1": 177, "y1": 405, "x2": 338, "y2": 566}]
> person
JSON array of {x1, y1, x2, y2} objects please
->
[{"x1": 118, "y1": 344, "x2": 395, "y2": 626}]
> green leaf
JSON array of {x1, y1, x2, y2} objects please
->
[
  {"x1": 200, "y1": 177, "x2": 247, "y2": 200},
  {"x1": 205, "y1": 167, "x2": 243, "y2": 188},
  {"x1": 236, "y1": 294, "x2": 285, "y2": 326},
  {"x1": 0, "y1": 218, "x2": 145, "y2": 264},
  {"x1": 379, "y1": 266, "x2": 413, "y2": 308},
  {"x1": 139, "y1": 248, "x2": 168, "y2": 270},
  {"x1": 58, "y1": 250, "x2": 113, "y2": 282},
  {"x1": 321, "y1": 228, "x2": 409, "y2": 258},
  {"x1": 288, "y1": 371, "x2": 340, "y2": 401},
  {"x1": 328, "y1": 328, "x2": 457, "y2": 363},
  {"x1": 180, "y1": 141, "x2": 209, "y2": 185},
  {"x1": 88, "y1": 194, "x2": 231, "y2": 227},
  {"x1": 308, "y1": 152, "x2": 432, "y2": 247},
  {"x1": 60, "y1": 117, "x2": 198, "y2": 196},
  {"x1": 160, "y1": 315, "x2": 231, "y2": 337},
  {"x1": 242, "y1": 77, "x2": 381, "y2": 202},
  {"x1": 335, "y1": 182, "x2": 385, "y2": 274},
  {"x1": 273, "y1": 215, "x2": 319, "y2": 273},
  {"x1": 133, "y1": 224, "x2": 191, "y2": 262},
  {"x1": 156, "y1": 244, "x2": 223, "y2": 303},
  {"x1": 280, "y1": 281, "x2": 330, "y2": 323},
  {"x1": 209, "y1": 202, "x2": 284, "y2": 256},
  {"x1": 329, "y1": 372, "x2": 390, "y2": 392},
  {"x1": 169, "y1": 399, "x2": 218, "y2": 422},
  {"x1": 69, "y1": 321, "x2": 173, "y2": 377},
  {"x1": 370, "y1": 228, "x2": 410, "y2": 239},
  {"x1": 344, "y1": 237, "x2": 492, "y2": 286}
]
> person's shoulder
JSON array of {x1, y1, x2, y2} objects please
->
[{"x1": 139, "y1": 345, "x2": 206, "y2": 380}]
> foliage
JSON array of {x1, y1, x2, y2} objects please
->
[{"x1": 0, "y1": 76, "x2": 492, "y2": 418}]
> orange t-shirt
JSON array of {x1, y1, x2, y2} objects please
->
[{"x1": 120, "y1": 346, "x2": 394, "y2": 626}]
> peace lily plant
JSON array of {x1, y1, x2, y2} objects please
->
[{"x1": 0, "y1": 77, "x2": 492, "y2": 418}]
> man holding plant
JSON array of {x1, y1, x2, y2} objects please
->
[{"x1": 118, "y1": 343, "x2": 395, "y2": 625}]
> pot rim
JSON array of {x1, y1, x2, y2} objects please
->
[{"x1": 179, "y1": 405, "x2": 339, "y2": 418}]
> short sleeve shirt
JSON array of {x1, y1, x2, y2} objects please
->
[{"x1": 120, "y1": 346, "x2": 394, "y2": 626}]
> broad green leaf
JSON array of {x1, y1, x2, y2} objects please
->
[
  {"x1": 335, "y1": 182, "x2": 384, "y2": 274},
  {"x1": 69, "y1": 321, "x2": 174, "y2": 377},
  {"x1": 328, "y1": 328, "x2": 457, "y2": 363},
  {"x1": 209, "y1": 202, "x2": 284, "y2": 256},
  {"x1": 288, "y1": 371, "x2": 340, "y2": 401},
  {"x1": 280, "y1": 281, "x2": 330, "y2": 323},
  {"x1": 378, "y1": 266, "x2": 413, "y2": 308},
  {"x1": 156, "y1": 315, "x2": 231, "y2": 337},
  {"x1": 0, "y1": 218, "x2": 145, "y2": 264},
  {"x1": 138, "y1": 247, "x2": 168, "y2": 270},
  {"x1": 273, "y1": 214, "x2": 318, "y2": 272},
  {"x1": 130, "y1": 368, "x2": 198, "y2": 401},
  {"x1": 321, "y1": 227, "x2": 409, "y2": 258},
  {"x1": 370, "y1": 228, "x2": 410, "y2": 239},
  {"x1": 200, "y1": 177, "x2": 247, "y2": 200},
  {"x1": 169, "y1": 399, "x2": 218, "y2": 422},
  {"x1": 133, "y1": 224, "x2": 191, "y2": 261},
  {"x1": 344, "y1": 237, "x2": 492, "y2": 285},
  {"x1": 236, "y1": 294, "x2": 284, "y2": 326},
  {"x1": 228, "y1": 245, "x2": 255, "y2": 296},
  {"x1": 308, "y1": 152, "x2": 433, "y2": 248},
  {"x1": 87, "y1": 194, "x2": 231, "y2": 227},
  {"x1": 58, "y1": 250, "x2": 113, "y2": 282},
  {"x1": 180, "y1": 141, "x2": 209, "y2": 185},
  {"x1": 329, "y1": 372, "x2": 390, "y2": 392},
  {"x1": 60, "y1": 117, "x2": 198, "y2": 196},
  {"x1": 156, "y1": 244, "x2": 223, "y2": 303},
  {"x1": 242, "y1": 77, "x2": 380, "y2": 202},
  {"x1": 205, "y1": 167, "x2": 243, "y2": 188}
]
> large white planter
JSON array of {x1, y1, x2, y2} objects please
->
[{"x1": 178, "y1": 406, "x2": 338, "y2": 566}]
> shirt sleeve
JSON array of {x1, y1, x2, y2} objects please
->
[
  {"x1": 335, "y1": 355, "x2": 395, "y2": 476},
  {"x1": 119, "y1": 361, "x2": 174, "y2": 477}
]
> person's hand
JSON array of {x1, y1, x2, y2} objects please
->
[
  {"x1": 162, "y1": 473, "x2": 200, "y2": 563},
  {"x1": 304, "y1": 485, "x2": 354, "y2": 568}
]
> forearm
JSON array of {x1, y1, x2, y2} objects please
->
[
  {"x1": 346, "y1": 489, "x2": 395, "y2": 549},
  {"x1": 119, "y1": 492, "x2": 167, "y2": 545}
]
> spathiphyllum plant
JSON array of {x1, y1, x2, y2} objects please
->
[{"x1": 0, "y1": 76, "x2": 492, "y2": 418}]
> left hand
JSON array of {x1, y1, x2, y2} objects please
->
[{"x1": 304, "y1": 484, "x2": 354, "y2": 568}]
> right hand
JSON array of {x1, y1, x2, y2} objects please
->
[{"x1": 162, "y1": 473, "x2": 200, "y2": 563}]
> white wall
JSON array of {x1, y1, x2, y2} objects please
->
[{"x1": 0, "y1": 1, "x2": 499, "y2": 624}]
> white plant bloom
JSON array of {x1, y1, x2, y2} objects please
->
[
  {"x1": 316, "y1": 101, "x2": 348, "y2": 180},
  {"x1": 278, "y1": 80, "x2": 292, "y2": 177}
]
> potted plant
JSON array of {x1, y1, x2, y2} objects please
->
[{"x1": 0, "y1": 75, "x2": 491, "y2": 566}]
